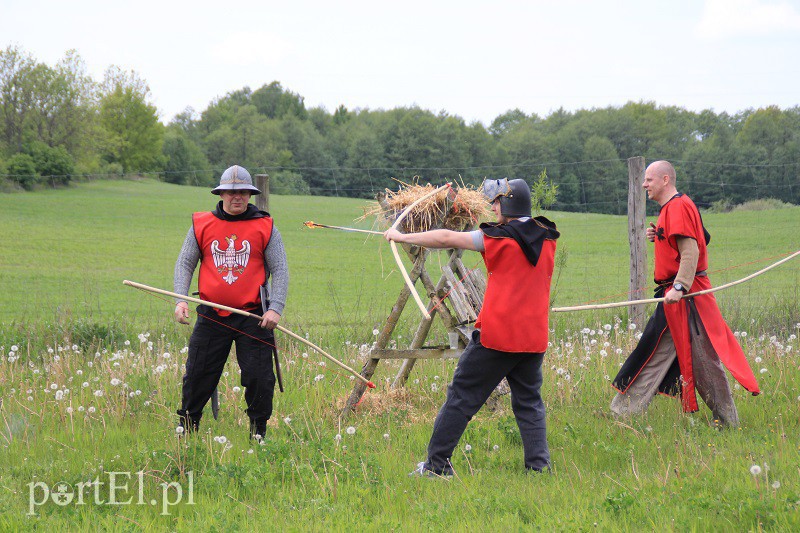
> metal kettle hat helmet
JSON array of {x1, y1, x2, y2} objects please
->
[
  {"x1": 481, "y1": 178, "x2": 531, "y2": 217},
  {"x1": 211, "y1": 165, "x2": 262, "y2": 195}
]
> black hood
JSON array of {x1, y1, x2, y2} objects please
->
[
  {"x1": 212, "y1": 202, "x2": 270, "y2": 221},
  {"x1": 480, "y1": 216, "x2": 560, "y2": 266}
]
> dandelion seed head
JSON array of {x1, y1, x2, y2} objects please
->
[
  {"x1": 750, "y1": 464, "x2": 762, "y2": 476},
  {"x1": 346, "y1": 426, "x2": 356, "y2": 435}
]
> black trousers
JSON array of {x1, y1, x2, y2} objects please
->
[
  {"x1": 178, "y1": 305, "x2": 276, "y2": 424},
  {"x1": 425, "y1": 331, "x2": 549, "y2": 473}
]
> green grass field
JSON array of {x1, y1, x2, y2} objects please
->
[{"x1": 1, "y1": 179, "x2": 800, "y2": 530}]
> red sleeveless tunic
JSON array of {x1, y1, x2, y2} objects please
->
[
  {"x1": 193, "y1": 212, "x2": 273, "y2": 314},
  {"x1": 475, "y1": 237, "x2": 556, "y2": 353}
]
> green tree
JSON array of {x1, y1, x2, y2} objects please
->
[
  {"x1": 490, "y1": 108, "x2": 528, "y2": 137},
  {"x1": 162, "y1": 127, "x2": 212, "y2": 185},
  {"x1": 98, "y1": 67, "x2": 165, "y2": 172},
  {"x1": 580, "y1": 135, "x2": 626, "y2": 214},
  {"x1": 0, "y1": 45, "x2": 37, "y2": 153},
  {"x1": 251, "y1": 82, "x2": 307, "y2": 120}
]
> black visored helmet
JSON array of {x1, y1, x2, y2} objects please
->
[{"x1": 481, "y1": 178, "x2": 531, "y2": 217}]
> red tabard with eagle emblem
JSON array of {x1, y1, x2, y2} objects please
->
[
  {"x1": 193, "y1": 212, "x2": 273, "y2": 314},
  {"x1": 475, "y1": 237, "x2": 556, "y2": 353},
  {"x1": 653, "y1": 194, "x2": 759, "y2": 412}
]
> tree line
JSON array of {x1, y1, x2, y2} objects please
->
[{"x1": 2, "y1": 45, "x2": 799, "y2": 213}]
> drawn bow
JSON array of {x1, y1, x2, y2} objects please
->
[{"x1": 388, "y1": 183, "x2": 452, "y2": 320}]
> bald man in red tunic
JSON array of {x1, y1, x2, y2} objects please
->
[
  {"x1": 611, "y1": 161, "x2": 759, "y2": 426},
  {"x1": 386, "y1": 178, "x2": 560, "y2": 476}
]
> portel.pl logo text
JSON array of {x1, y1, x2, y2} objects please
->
[{"x1": 28, "y1": 471, "x2": 194, "y2": 516}]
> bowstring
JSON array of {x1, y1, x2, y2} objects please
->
[{"x1": 133, "y1": 287, "x2": 359, "y2": 382}]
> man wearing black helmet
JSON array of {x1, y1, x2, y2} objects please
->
[
  {"x1": 173, "y1": 165, "x2": 289, "y2": 440},
  {"x1": 385, "y1": 178, "x2": 560, "y2": 477}
]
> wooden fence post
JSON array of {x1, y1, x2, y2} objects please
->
[
  {"x1": 627, "y1": 157, "x2": 647, "y2": 327},
  {"x1": 255, "y1": 174, "x2": 270, "y2": 211}
]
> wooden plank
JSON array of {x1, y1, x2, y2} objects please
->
[
  {"x1": 254, "y1": 174, "x2": 270, "y2": 211},
  {"x1": 442, "y1": 264, "x2": 476, "y2": 322},
  {"x1": 627, "y1": 156, "x2": 647, "y2": 328},
  {"x1": 455, "y1": 260, "x2": 485, "y2": 312}
]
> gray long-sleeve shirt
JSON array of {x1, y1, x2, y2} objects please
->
[{"x1": 173, "y1": 225, "x2": 289, "y2": 315}]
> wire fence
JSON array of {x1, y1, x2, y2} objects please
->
[
  {"x1": 3, "y1": 158, "x2": 799, "y2": 212},
  {"x1": 1, "y1": 158, "x2": 798, "y2": 333}
]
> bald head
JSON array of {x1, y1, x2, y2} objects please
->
[
  {"x1": 647, "y1": 160, "x2": 677, "y2": 186},
  {"x1": 643, "y1": 160, "x2": 678, "y2": 205}
]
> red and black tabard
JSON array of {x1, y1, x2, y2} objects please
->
[
  {"x1": 653, "y1": 194, "x2": 759, "y2": 411},
  {"x1": 193, "y1": 211, "x2": 273, "y2": 314},
  {"x1": 475, "y1": 235, "x2": 556, "y2": 353},
  {"x1": 653, "y1": 194, "x2": 708, "y2": 283}
]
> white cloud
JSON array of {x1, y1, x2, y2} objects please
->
[
  {"x1": 209, "y1": 31, "x2": 290, "y2": 67},
  {"x1": 696, "y1": 0, "x2": 800, "y2": 39}
]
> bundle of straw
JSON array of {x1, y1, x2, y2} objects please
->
[{"x1": 362, "y1": 178, "x2": 491, "y2": 233}]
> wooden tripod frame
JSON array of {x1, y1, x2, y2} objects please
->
[{"x1": 341, "y1": 219, "x2": 486, "y2": 418}]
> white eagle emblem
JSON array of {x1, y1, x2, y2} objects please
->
[{"x1": 211, "y1": 234, "x2": 251, "y2": 284}]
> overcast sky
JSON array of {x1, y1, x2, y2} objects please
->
[{"x1": 3, "y1": 0, "x2": 800, "y2": 126}]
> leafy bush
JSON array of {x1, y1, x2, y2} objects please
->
[
  {"x1": 4, "y1": 153, "x2": 39, "y2": 190},
  {"x1": 732, "y1": 198, "x2": 795, "y2": 211},
  {"x1": 708, "y1": 197, "x2": 735, "y2": 213},
  {"x1": 101, "y1": 161, "x2": 124, "y2": 177},
  {"x1": 25, "y1": 141, "x2": 74, "y2": 185},
  {"x1": 271, "y1": 171, "x2": 311, "y2": 195}
]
